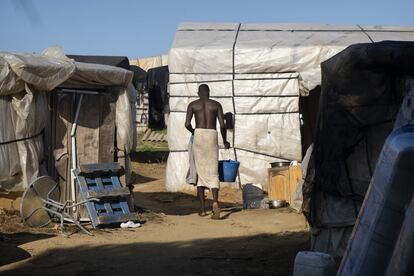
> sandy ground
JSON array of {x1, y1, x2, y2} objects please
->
[{"x1": 0, "y1": 152, "x2": 309, "y2": 276}]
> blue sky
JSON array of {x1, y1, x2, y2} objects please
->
[{"x1": 1, "y1": 0, "x2": 414, "y2": 59}]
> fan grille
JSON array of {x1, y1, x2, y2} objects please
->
[{"x1": 20, "y1": 176, "x2": 60, "y2": 228}]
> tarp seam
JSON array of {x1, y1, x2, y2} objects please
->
[
  {"x1": 169, "y1": 110, "x2": 300, "y2": 115},
  {"x1": 169, "y1": 95, "x2": 299, "y2": 98},
  {"x1": 232, "y1": 23, "x2": 242, "y2": 188},
  {"x1": 177, "y1": 28, "x2": 414, "y2": 33},
  {"x1": 169, "y1": 77, "x2": 298, "y2": 84},
  {"x1": 169, "y1": 147, "x2": 290, "y2": 160},
  {"x1": 357, "y1": 24, "x2": 374, "y2": 43},
  {"x1": 169, "y1": 72, "x2": 298, "y2": 75}
]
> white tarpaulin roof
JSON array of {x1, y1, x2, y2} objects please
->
[
  {"x1": 130, "y1": 55, "x2": 168, "y2": 71},
  {"x1": 166, "y1": 22, "x2": 414, "y2": 192},
  {"x1": 0, "y1": 47, "x2": 134, "y2": 192},
  {"x1": 0, "y1": 48, "x2": 133, "y2": 96},
  {"x1": 170, "y1": 23, "x2": 414, "y2": 91}
]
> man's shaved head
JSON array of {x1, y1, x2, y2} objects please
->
[{"x1": 198, "y1": 84, "x2": 210, "y2": 99}]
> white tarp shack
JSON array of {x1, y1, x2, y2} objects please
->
[
  {"x1": 130, "y1": 55, "x2": 168, "y2": 72},
  {"x1": 0, "y1": 47, "x2": 135, "y2": 195},
  {"x1": 166, "y1": 22, "x2": 414, "y2": 192}
]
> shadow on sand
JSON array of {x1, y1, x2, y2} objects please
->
[
  {"x1": 130, "y1": 172, "x2": 158, "y2": 185},
  {"x1": 0, "y1": 232, "x2": 55, "y2": 266},
  {"x1": 130, "y1": 151, "x2": 241, "y2": 218},
  {"x1": 133, "y1": 190, "x2": 241, "y2": 218},
  {"x1": 1, "y1": 231, "x2": 309, "y2": 276}
]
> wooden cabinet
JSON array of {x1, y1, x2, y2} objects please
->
[{"x1": 268, "y1": 164, "x2": 302, "y2": 205}]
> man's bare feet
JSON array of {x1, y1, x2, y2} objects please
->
[
  {"x1": 211, "y1": 202, "x2": 220, "y2": 220},
  {"x1": 198, "y1": 211, "x2": 208, "y2": 217}
]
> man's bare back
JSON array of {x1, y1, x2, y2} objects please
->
[
  {"x1": 187, "y1": 98, "x2": 221, "y2": 129},
  {"x1": 185, "y1": 84, "x2": 230, "y2": 149}
]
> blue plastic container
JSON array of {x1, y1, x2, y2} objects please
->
[{"x1": 218, "y1": 160, "x2": 240, "y2": 182}]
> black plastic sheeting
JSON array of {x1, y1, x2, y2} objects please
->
[
  {"x1": 67, "y1": 55, "x2": 151, "y2": 92},
  {"x1": 303, "y1": 41, "x2": 414, "y2": 226},
  {"x1": 147, "y1": 66, "x2": 169, "y2": 129},
  {"x1": 130, "y1": 65, "x2": 147, "y2": 90},
  {"x1": 67, "y1": 55, "x2": 131, "y2": 70}
]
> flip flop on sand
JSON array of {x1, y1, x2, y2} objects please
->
[{"x1": 120, "y1": 221, "x2": 141, "y2": 228}]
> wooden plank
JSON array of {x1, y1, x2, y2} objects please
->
[
  {"x1": 94, "y1": 177, "x2": 105, "y2": 190},
  {"x1": 288, "y1": 165, "x2": 302, "y2": 204},
  {"x1": 52, "y1": 92, "x2": 73, "y2": 203},
  {"x1": 151, "y1": 133, "x2": 160, "y2": 142},
  {"x1": 98, "y1": 93, "x2": 116, "y2": 163},
  {"x1": 111, "y1": 175, "x2": 122, "y2": 188},
  {"x1": 104, "y1": 203, "x2": 114, "y2": 215},
  {"x1": 268, "y1": 165, "x2": 302, "y2": 205},
  {"x1": 148, "y1": 132, "x2": 158, "y2": 142},
  {"x1": 95, "y1": 177, "x2": 114, "y2": 215},
  {"x1": 117, "y1": 147, "x2": 127, "y2": 187},
  {"x1": 268, "y1": 167, "x2": 289, "y2": 201},
  {"x1": 87, "y1": 187, "x2": 130, "y2": 199},
  {"x1": 142, "y1": 129, "x2": 151, "y2": 141},
  {"x1": 45, "y1": 92, "x2": 54, "y2": 177},
  {"x1": 119, "y1": 201, "x2": 130, "y2": 214},
  {"x1": 76, "y1": 94, "x2": 100, "y2": 164},
  {"x1": 156, "y1": 133, "x2": 164, "y2": 142},
  {"x1": 76, "y1": 94, "x2": 100, "y2": 219}
]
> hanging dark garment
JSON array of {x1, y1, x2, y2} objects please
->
[{"x1": 147, "y1": 66, "x2": 169, "y2": 129}]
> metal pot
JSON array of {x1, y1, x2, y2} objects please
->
[{"x1": 270, "y1": 161, "x2": 291, "y2": 168}]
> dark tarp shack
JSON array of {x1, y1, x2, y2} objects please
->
[
  {"x1": 67, "y1": 55, "x2": 131, "y2": 70},
  {"x1": 130, "y1": 65, "x2": 148, "y2": 91},
  {"x1": 303, "y1": 41, "x2": 414, "y2": 256},
  {"x1": 67, "y1": 55, "x2": 148, "y2": 91}
]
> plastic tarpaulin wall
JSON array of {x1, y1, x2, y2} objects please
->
[
  {"x1": 304, "y1": 41, "x2": 414, "y2": 258},
  {"x1": 167, "y1": 72, "x2": 300, "y2": 191},
  {"x1": 0, "y1": 47, "x2": 134, "y2": 192},
  {"x1": 0, "y1": 90, "x2": 47, "y2": 191},
  {"x1": 166, "y1": 22, "x2": 414, "y2": 192}
]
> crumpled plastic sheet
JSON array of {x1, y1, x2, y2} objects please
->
[
  {"x1": 0, "y1": 85, "x2": 47, "y2": 191},
  {"x1": 0, "y1": 46, "x2": 135, "y2": 192}
]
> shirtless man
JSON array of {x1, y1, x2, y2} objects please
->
[{"x1": 185, "y1": 84, "x2": 230, "y2": 218}]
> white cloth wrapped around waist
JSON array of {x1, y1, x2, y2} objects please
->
[
  {"x1": 188, "y1": 128, "x2": 220, "y2": 189},
  {"x1": 186, "y1": 134, "x2": 197, "y2": 185}
]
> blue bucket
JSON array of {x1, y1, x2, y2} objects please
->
[{"x1": 218, "y1": 160, "x2": 240, "y2": 182}]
